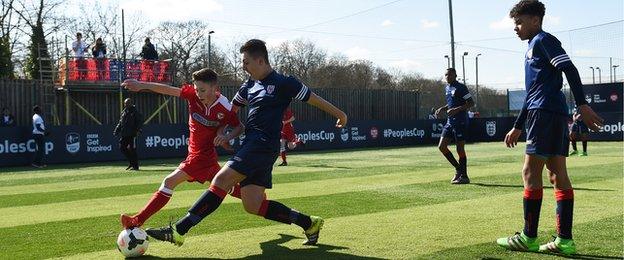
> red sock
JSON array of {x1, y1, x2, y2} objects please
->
[
  {"x1": 135, "y1": 190, "x2": 172, "y2": 224},
  {"x1": 229, "y1": 184, "x2": 242, "y2": 199},
  {"x1": 280, "y1": 151, "x2": 287, "y2": 162}
]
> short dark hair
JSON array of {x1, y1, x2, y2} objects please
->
[
  {"x1": 239, "y1": 39, "x2": 269, "y2": 63},
  {"x1": 446, "y1": 68, "x2": 457, "y2": 74},
  {"x1": 33, "y1": 105, "x2": 41, "y2": 113},
  {"x1": 76, "y1": 32, "x2": 82, "y2": 37},
  {"x1": 192, "y1": 68, "x2": 218, "y2": 83},
  {"x1": 145, "y1": 37, "x2": 150, "y2": 42},
  {"x1": 509, "y1": 0, "x2": 545, "y2": 19}
]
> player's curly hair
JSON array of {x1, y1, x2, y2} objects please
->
[
  {"x1": 240, "y1": 39, "x2": 269, "y2": 63},
  {"x1": 509, "y1": 0, "x2": 545, "y2": 19},
  {"x1": 192, "y1": 68, "x2": 218, "y2": 83}
]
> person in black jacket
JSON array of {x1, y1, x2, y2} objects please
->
[
  {"x1": 114, "y1": 98, "x2": 143, "y2": 170},
  {"x1": 1, "y1": 107, "x2": 16, "y2": 127},
  {"x1": 140, "y1": 37, "x2": 159, "y2": 60}
]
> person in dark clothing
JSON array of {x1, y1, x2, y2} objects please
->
[
  {"x1": 31, "y1": 105, "x2": 47, "y2": 168},
  {"x1": 140, "y1": 37, "x2": 159, "y2": 60},
  {"x1": 114, "y1": 98, "x2": 143, "y2": 170},
  {"x1": 91, "y1": 37, "x2": 107, "y2": 80},
  {"x1": 1, "y1": 107, "x2": 16, "y2": 127}
]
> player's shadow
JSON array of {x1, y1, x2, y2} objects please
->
[
  {"x1": 137, "y1": 233, "x2": 382, "y2": 259},
  {"x1": 470, "y1": 183, "x2": 615, "y2": 192},
  {"x1": 242, "y1": 233, "x2": 382, "y2": 259},
  {"x1": 526, "y1": 250, "x2": 624, "y2": 259}
]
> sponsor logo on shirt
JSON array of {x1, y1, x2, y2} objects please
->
[
  {"x1": 266, "y1": 85, "x2": 275, "y2": 94},
  {"x1": 192, "y1": 113, "x2": 219, "y2": 127}
]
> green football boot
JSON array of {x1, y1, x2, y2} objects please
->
[
  {"x1": 303, "y1": 216, "x2": 324, "y2": 245},
  {"x1": 539, "y1": 236, "x2": 577, "y2": 255},
  {"x1": 496, "y1": 232, "x2": 539, "y2": 252},
  {"x1": 146, "y1": 224, "x2": 185, "y2": 246}
]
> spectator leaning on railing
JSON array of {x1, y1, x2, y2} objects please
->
[
  {"x1": 140, "y1": 37, "x2": 159, "y2": 60},
  {"x1": 92, "y1": 37, "x2": 107, "y2": 80},
  {"x1": 72, "y1": 32, "x2": 89, "y2": 80}
]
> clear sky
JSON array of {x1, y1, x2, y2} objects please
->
[{"x1": 87, "y1": 0, "x2": 624, "y2": 90}]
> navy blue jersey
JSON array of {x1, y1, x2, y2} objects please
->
[
  {"x1": 445, "y1": 81, "x2": 471, "y2": 124},
  {"x1": 524, "y1": 31, "x2": 573, "y2": 115},
  {"x1": 233, "y1": 70, "x2": 311, "y2": 141}
]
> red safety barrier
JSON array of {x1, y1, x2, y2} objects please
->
[{"x1": 60, "y1": 58, "x2": 171, "y2": 84}]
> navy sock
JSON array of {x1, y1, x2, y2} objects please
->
[
  {"x1": 262, "y1": 200, "x2": 312, "y2": 230},
  {"x1": 459, "y1": 156, "x2": 467, "y2": 177},
  {"x1": 523, "y1": 188, "x2": 543, "y2": 238},
  {"x1": 582, "y1": 141, "x2": 587, "y2": 153},
  {"x1": 555, "y1": 189, "x2": 574, "y2": 239},
  {"x1": 175, "y1": 185, "x2": 227, "y2": 235},
  {"x1": 442, "y1": 151, "x2": 460, "y2": 169}
]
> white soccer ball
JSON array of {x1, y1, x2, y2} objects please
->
[{"x1": 117, "y1": 227, "x2": 149, "y2": 257}]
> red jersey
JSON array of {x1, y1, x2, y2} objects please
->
[
  {"x1": 282, "y1": 108, "x2": 294, "y2": 124},
  {"x1": 180, "y1": 84, "x2": 240, "y2": 161}
]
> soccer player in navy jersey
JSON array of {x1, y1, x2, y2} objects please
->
[
  {"x1": 496, "y1": 0, "x2": 603, "y2": 255},
  {"x1": 435, "y1": 68, "x2": 474, "y2": 184},
  {"x1": 146, "y1": 39, "x2": 347, "y2": 247}
]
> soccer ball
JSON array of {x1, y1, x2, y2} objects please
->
[{"x1": 117, "y1": 227, "x2": 149, "y2": 257}]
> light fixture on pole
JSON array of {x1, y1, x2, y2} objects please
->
[
  {"x1": 613, "y1": 65, "x2": 620, "y2": 82},
  {"x1": 444, "y1": 55, "x2": 450, "y2": 69},
  {"x1": 596, "y1": 67, "x2": 601, "y2": 84},
  {"x1": 461, "y1": 52, "x2": 468, "y2": 85}
]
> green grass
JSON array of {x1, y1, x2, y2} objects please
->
[{"x1": 0, "y1": 142, "x2": 622, "y2": 259}]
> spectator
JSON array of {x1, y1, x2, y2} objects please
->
[
  {"x1": 140, "y1": 37, "x2": 159, "y2": 60},
  {"x1": 91, "y1": 37, "x2": 107, "y2": 80},
  {"x1": 114, "y1": 98, "x2": 143, "y2": 171},
  {"x1": 31, "y1": 105, "x2": 47, "y2": 168},
  {"x1": 1, "y1": 107, "x2": 16, "y2": 127},
  {"x1": 72, "y1": 32, "x2": 89, "y2": 80}
]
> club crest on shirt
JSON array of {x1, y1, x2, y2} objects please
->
[
  {"x1": 217, "y1": 112, "x2": 225, "y2": 120},
  {"x1": 526, "y1": 48, "x2": 533, "y2": 59},
  {"x1": 266, "y1": 85, "x2": 275, "y2": 94}
]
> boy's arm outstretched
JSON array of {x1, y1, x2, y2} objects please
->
[
  {"x1": 122, "y1": 79, "x2": 181, "y2": 97},
  {"x1": 306, "y1": 92, "x2": 347, "y2": 128}
]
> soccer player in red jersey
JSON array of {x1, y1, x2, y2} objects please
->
[
  {"x1": 278, "y1": 107, "x2": 304, "y2": 166},
  {"x1": 119, "y1": 68, "x2": 245, "y2": 229}
]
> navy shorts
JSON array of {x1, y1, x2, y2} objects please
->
[
  {"x1": 441, "y1": 121, "x2": 467, "y2": 142},
  {"x1": 571, "y1": 121, "x2": 589, "y2": 134},
  {"x1": 226, "y1": 136, "x2": 279, "y2": 189},
  {"x1": 526, "y1": 109, "x2": 569, "y2": 157}
]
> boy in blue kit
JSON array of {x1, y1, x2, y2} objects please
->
[
  {"x1": 435, "y1": 68, "x2": 474, "y2": 184},
  {"x1": 496, "y1": 0, "x2": 603, "y2": 255},
  {"x1": 146, "y1": 39, "x2": 347, "y2": 247}
]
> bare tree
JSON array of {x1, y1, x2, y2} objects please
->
[
  {"x1": 149, "y1": 20, "x2": 209, "y2": 83},
  {"x1": 68, "y1": 2, "x2": 147, "y2": 59}
]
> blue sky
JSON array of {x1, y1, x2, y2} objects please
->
[{"x1": 101, "y1": 0, "x2": 622, "y2": 90}]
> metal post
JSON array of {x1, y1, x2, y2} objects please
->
[
  {"x1": 590, "y1": 67, "x2": 595, "y2": 84},
  {"x1": 610, "y1": 57, "x2": 613, "y2": 82},
  {"x1": 461, "y1": 52, "x2": 468, "y2": 85},
  {"x1": 597, "y1": 67, "x2": 601, "y2": 84},
  {"x1": 448, "y1": 0, "x2": 456, "y2": 68},
  {"x1": 208, "y1": 31, "x2": 214, "y2": 68},
  {"x1": 614, "y1": 65, "x2": 620, "y2": 82},
  {"x1": 475, "y1": 53, "x2": 481, "y2": 110},
  {"x1": 121, "y1": 9, "x2": 126, "y2": 113}
]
